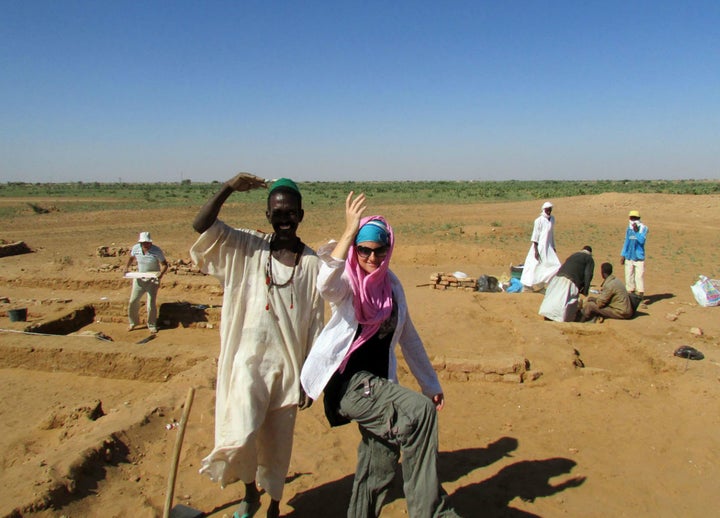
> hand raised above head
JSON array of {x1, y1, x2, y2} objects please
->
[
  {"x1": 344, "y1": 191, "x2": 367, "y2": 237},
  {"x1": 226, "y1": 172, "x2": 267, "y2": 192},
  {"x1": 329, "y1": 191, "x2": 368, "y2": 260}
]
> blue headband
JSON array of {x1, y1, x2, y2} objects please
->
[{"x1": 355, "y1": 220, "x2": 389, "y2": 245}]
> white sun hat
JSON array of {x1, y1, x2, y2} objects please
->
[{"x1": 138, "y1": 231, "x2": 152, "y2": 243}]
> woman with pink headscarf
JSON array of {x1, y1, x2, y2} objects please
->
[{"x1": 301, "y1": 192, "x2": 459, "y2": 518}]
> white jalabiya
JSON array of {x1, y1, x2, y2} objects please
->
[
  {"x1": 520, "y1": 212, "x2": 560, "y2": 287},
  {"x1": 190, "y1": 220, "x2": 323, "y2": 499},
  {"x1": 538, "y1": 275, "x2": 579, "y2": 322}
]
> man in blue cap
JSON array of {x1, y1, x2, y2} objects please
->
[{"x1": 191, "y1": 173, "x2": 324, "y2": 518}]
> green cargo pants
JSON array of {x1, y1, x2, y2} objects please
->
[{"x1": 339, "y1": 371, "x2": 459, "y2": 518}]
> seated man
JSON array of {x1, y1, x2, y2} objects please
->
[
  {"x1": 539, "y1": 246, "x2": 594, "y2": 322},
  {"x1": 581, "y1": 262, "x2": 633, "y2": 322}
]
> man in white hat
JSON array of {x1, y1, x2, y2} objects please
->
[
  {"x1": 620, "y1": 209, "x2": 648, "y2": 298},
  {"x1": 124, "y1": 231, "x2": 168, "y2": 333},
  {"x1": 520, "y1": 201, "x2": 561, "y2": 290}
]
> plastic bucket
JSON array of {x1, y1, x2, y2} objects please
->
[
  {"x1": 510, "y1": 265, "x2": 524, "y2": 280},
  {"x1": 8, "y1": 308, "x2": 27, "y2": 322}
]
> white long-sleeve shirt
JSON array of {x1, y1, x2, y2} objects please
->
[{"x1": 301, "y1": 242, "x2": 442, "y2": 401}]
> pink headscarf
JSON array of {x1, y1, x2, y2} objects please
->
[{"x1": 339, "y1": 215, "x2": 395, "y2": 371}]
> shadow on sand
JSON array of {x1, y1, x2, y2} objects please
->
[
  {"x1": 642, "y1": 292, "x2": 674, "y2": 305},
  {"x1": 451, "y1": 457, "x2": 586, "y2": 517},
  {"x1": 283, "y1": 435, "x2": 584, "y2": 517}
]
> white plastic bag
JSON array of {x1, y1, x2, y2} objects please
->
[{"x1": 691, "y1": 275, "x2": 720, "y2": 307}]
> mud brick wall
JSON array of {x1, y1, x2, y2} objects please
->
[{"x1": 429, "y1": 272, "x2": 477, "y2": 291}]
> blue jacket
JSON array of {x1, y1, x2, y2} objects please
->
[{"x1": 621, "y1": 223, "x2": 648, "y2": 261}]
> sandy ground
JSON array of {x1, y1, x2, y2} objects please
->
[{"x1": 1, "y1": 191, "x2": 719, "y2": 518}]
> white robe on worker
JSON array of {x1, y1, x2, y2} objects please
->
[
  {"x1": 520, "y1": 212, "x2": 560, "y2": 287},
  {"x1": 190, "y1": 220, "x2": 323, "y2": 499},
  {"x1": 538, "y1": 275, "x2": 579, "y2": 322}
]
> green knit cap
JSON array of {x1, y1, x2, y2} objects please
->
[{"x1": 269, "y1": 178, "x2": 300, "y2": 195}]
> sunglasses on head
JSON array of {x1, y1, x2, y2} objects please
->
[{"x1": 356, "y1": 245, "x2": 388, "y2": 259}]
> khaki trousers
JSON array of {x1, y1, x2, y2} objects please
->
[
  {"x1": 128, "y1": 278, "x2": 159, "y2": 328},
  {"x1": 582, "y1": 300, "x2": 632, "y2": 320},
  {"x1": 624, "y1": 259, "x2": 645, "y2": 294}
]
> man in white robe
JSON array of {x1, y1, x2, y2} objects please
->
[
  {"x1": 190, "y1": 173, "x2": 324, "y2": 518},
  {"x1": 520, "y1": 201, "x2": 561, "y2": 290}
]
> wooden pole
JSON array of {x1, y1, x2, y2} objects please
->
[{"x1": 163, "y1": 386, "x2": 195, "y2": 518}]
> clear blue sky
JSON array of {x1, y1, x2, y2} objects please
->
[{"x1": 1, "y1": 1, "x2": 718, "y2": 183}]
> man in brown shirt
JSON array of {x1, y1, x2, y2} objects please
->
[{"x1": 582, "y1": 262, "x2": 633, "y2": 322}]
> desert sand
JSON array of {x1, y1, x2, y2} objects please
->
[{"x1": 1, "y1": 191, "x2": 719, "y2": 518}]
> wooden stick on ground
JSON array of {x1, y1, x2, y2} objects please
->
[{"x1": 163, "y1": 386, "x2": 196, "y2": 518}]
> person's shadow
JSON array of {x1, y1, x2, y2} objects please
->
[
  {"x1": 284, "y1": 473, "x2": 355, "y2": 517},
  {"x1": 158, "y1": 301, "x2": 214, "y2": 328},
  {"x1": 450, "y1": 457, "x2": 586, "y2": 517},
  {"x1": 631, "y1": 292, "x2": 674, "y2": 319},
  {"x1": 284, "y1": 436, "x2": 521, "y2": 516},
  {"x1": 642, "y1": 292, "x2": 674, "y2": 305},
  {"x1": 439, "y1": 436, "x2": 520, "y2": 482}
]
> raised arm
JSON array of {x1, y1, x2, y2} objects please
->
[
  {"x1": 192, "y1": 172, "x2": 267, "y2": 233},
  {"x1": 330, "y1": 191, "x2": 367, "y2": 260}
]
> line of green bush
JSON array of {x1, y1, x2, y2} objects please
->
[{"x1": 1, "y1": 179, "x2": 718, "y2": 211}]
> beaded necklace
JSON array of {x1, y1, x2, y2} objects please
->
[{"x1": 265, "y1": 235, "x2": 303, "y2": 311}]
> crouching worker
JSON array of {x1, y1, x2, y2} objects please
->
[
  {"x1": 581, "y1": 262, "x2": 633, "y2": 322},
  {"x1": 539, "y1": 246, "x2": 595, "y2": 322},
  {"x1": 301, "y1": 192, "x2": 460, "y2": 518}
]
